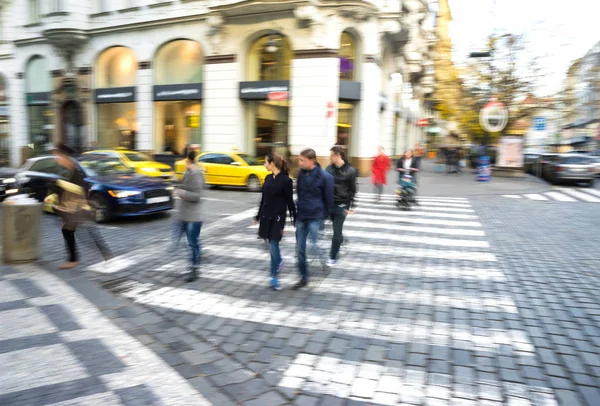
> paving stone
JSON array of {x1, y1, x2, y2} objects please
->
[
  {"x1": 245, "y1": 391, "x2": 287, "y2": 406},
  {"x1": 376, "y1": 375, "x2": 402, "y2": 395},
  {"x1": 579, "y1": 386, "x2": 600, "y2": 406},
  {"x1": 294, "y1": 395, "x2": 320, "y2": 406},
  {"x1": 221, "y1": 378, "x2": 271, "y2": 402},
  {"x1": 210, "y1": 369, "x2": 254, "y2": 386},
  {"x1": 388, "y1": 343, "x2": 407, "y2": 361},
  {"x1": 288, "y1": 333, "x2": 311, "y2": 348},
  {"x1": 350, "y1": 377, "x2": 377, "y2": 399},
  {"x1": 479, "y1": 385, "x2": 503, "y2": 402},
  {"x1": 554, "y1": 390, "x2": 584, "y2": 406},
  {"x1": 364, "y1": 345, "x2": 387, "y2": 362}
]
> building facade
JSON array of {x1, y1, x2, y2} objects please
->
[
  {"x1": 562, "y1": 41, "x2": 600, "y2": 146},
  {"x1": 0, "y1": 0, "x2": 435, "y2": 175}
]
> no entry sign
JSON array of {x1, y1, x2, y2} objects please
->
[{"x1": 479, "y1": 99, "x2": 508, "y2": 132}]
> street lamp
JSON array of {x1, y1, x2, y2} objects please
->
[{"x1": 469, "y1": 51, "x2": 494, "y2": 154}]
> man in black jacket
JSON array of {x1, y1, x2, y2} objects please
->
[{"x1": 325, "y1": 146, "x2": 357, "y2": 267}]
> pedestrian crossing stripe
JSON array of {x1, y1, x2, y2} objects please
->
[{"x1": 502, "y1": 188, "x2": 600, "y2": 203}]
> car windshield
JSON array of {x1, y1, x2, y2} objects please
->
[
  {"x1": 237, "y1": 154, "x2": 261, "y2": 166},
  {"x1": 79, "y1": 159, "x2": 134, "y2": 177},
  {"x1": 124, "y1": 152, "x2": 151, "y2": 162}
]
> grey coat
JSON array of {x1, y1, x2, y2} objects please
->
[{"x1": 178, "y1": 167, "x2": 205, "y2": 222}]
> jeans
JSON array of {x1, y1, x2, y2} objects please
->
[
  {"x1": 173, "y1": 220, "x2": 203, "y2": 267},
  {"x1": 330, "y1": 206, "x2": 347, "y2": 260},
  {"x1": 269, "y1": 240, "x2": 282, "y2": 278},
  {"x1": 296, "y1": 219, "x2": 323, "y2": 281}
]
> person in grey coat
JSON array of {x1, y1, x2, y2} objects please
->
[{"x1": 173, "y1": 150, "x2": 205, "y2": 282}]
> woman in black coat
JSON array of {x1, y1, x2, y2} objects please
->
[{"x1": 253, "y1": 152, "x2": 296, "y2": 290}]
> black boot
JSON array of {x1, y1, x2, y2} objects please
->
[{"x1": 185, "y1": 267, "x2": 198, "y2": 283}]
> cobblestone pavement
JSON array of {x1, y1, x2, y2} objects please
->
[
  {"x1": 0, "y1": 264, "x2": 210, "y2": 405},
  {"x1": 3, "y1": 179, "x2": 600, "y2": 405}
]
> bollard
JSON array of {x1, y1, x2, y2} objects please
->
[{"x1": 2, "y1": 195, "x2": 43, "y2": 263}]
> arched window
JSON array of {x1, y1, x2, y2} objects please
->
[
  {"x1": 95, "y1": 46, "x2": 137, "y2": 88},
  {"x1": 247, "y1": 34, "x2": 292, "y2": 81},
  {"x1": 26, "y1": 56, "x2": 51, "y2": 93},
  {"x1": 339, "y1": 32, "x2": 357, "y2": 81},
  {"x1": 95, "y1": 47, "x2": 138, "y2": 149},
  {"x1": 154, "y1": 40, "x2": 204, "y2": 85}
]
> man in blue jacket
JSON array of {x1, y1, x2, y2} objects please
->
[{"x1": 293, "y1": 148, "x2": 334, "y2": 290}]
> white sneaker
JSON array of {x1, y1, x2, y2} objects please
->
[{"x1": 326, "y1": 259, "x2": 337, "y2": 267}]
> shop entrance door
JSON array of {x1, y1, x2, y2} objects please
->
[{"x1": 62, "y1": 101, "x2": 83, "y2": 152}]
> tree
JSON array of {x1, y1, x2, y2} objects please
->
[{"x1": 433, "y1": 33, "x2": 541, "y2": 144}]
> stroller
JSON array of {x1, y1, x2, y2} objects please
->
[{"x1": 396, "y1": 171, "x2": 417, "y2": 210}]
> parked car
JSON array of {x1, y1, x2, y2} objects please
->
[
  {"x1": 16, "y1": 155, "x2": 173, "y2": 222},
  {"x1": 0, "y1": 168, "x2": 19, "y2": 200},
  {"x1": 175, "y1": 151, "x2": 269, "y2": 192},
  {"x1": 83, "y1": 149, "x2": 175, "y2": 181},
  {"x1": 542, "y1": 154, "x2": 596, "y2": 187}
]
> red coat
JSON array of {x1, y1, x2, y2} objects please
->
[{"x1": 371, "y1": 154, "x2": 391, "y2": 185}]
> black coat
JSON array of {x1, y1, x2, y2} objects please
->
[
  {"x1": 255, "y1": 173, "x2": 296, "y2": 241},
  {"x1": 396, "y1": 157, "x2": 421, "y2": 176}
]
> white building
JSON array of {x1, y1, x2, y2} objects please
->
[{"x1": 0, "y1": 0, "x2": 435, "y2": 175}]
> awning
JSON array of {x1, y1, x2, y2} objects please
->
[{"x1": 426, "y1": 127, "x2": 441, "y2": 134}]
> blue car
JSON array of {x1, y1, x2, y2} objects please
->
[{"x1": 16, "y1": 154, "x2": 174, "y2": 222}]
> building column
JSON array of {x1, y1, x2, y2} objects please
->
[
  {"x1": 380, "y1": 94, "x2": 395, "y2": 154},
  {"x1": 136, "y1": 63, "x2": 153, "y2": 152},
  {"x1": 11, "y1": 74, "x2": 26, "y2": 166},
  {"x1": 288, "y1": 51, "x2": 339, "y2": 165},
  {"x1": 203, "y1": 55, "x2": 243, "y2": 151},
  {"x1": 356, "y1": 60, "x2": 382, "y2": 176}
]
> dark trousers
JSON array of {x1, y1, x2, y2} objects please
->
[
  {"x1": 330, "y1": 205, "x2": 347, "y2": 260},
  {"x1": 62, "y1": 228, "x2": 77, "y2": 262}
]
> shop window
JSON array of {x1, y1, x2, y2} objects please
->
[
  {"x1": 96, "y1": 103, "x2": 136, "y2": 149},
  {"x1": 154, "y1": 101, "x2": 201, "y2": 155},
  {"x1": 247, "y1": 34, "x2": 292, "y2": 81},
  {"x1": 154, "y1": 40, "x2": 203, "y2": 85},
  {"x1": 339, "y1": 32, "x2": 357, "y2": 81},
  {"x1": 337, "y1": 102, "x2": 355, "y2": 151},
  {"x1": 95, "y1": 47, "x2": 137, "y2": 88}
]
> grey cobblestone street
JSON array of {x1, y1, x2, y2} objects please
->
[{"x1": 2, "y1": 166, "x2": 600, "y2": 405}]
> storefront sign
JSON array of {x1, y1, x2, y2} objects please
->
[
  {"x1": 267, "y1": 92, "x2": 289, "y2": 101},
  {"x1": 497, "y1": 136, "x2": 524, "y2": 168},
  {"x1": 26, "y1": 92, "x2": 51, "y2": 106},
  {"x1": 94, "y1": 87, "x2": 136, "y2": 104},
  {"x1": 239, "y1": 81, "x2": 290, "y2": 100},
  {"x1": 154, "y1": 83, "x2": 203, "y2": 101},
  {"x1": 339, "y1": 81, "x2": 361, "y2": 101},
  {"x1": 187, "y1": 115, "x2": 200, "y2": 128}
]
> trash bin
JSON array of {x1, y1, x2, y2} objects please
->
[
  {"x1": 2, "y1": 195, "x2": 42, "y2": 263},
  {"x1": 477, "y1": 156, "x2": 492, "y2": 182}
]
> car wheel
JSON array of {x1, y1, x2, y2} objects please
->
[
  {"x1": 246, "y1": 175, "x2": 261, "y2": 192},
  {"x1": 586, "y1": 179, "x2": 595, "y2": 188},
  {"x1": 92, "y1": 195, "x2": 111, "y2": 223}
]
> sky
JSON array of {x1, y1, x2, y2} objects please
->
[{"x1": 447, "y1": 0, "x2": 600, "y2": 96}]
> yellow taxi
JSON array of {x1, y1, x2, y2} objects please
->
[
  {"x1": 176, "y1": 152, "x2": 269, "y2": 192},
  {"x1": 84, "y1": 149, "x2": 175, "y2": 181}
]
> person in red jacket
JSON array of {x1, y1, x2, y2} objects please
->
[{"x1": 371, "y1": 146, "x2": 391, "y2": 202}]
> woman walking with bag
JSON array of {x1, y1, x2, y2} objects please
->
[
  {"x1": 174, "y1": 150, "x2": 205, "y2": 282},
  {"x1": 253, "y1": 153, "x2": 296, "y2": 290}
]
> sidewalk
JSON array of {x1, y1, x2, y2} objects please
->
[
  {"x1": 0, "y1": 263, "x2": 211, "y2": 405},
  {"x1": 358, "y1": 158, "x2": 550, "y2": 198}
]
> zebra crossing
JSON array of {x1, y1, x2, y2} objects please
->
[
  {"x1": 502, "y1": 187, "x2": 600, "y2": 203},
  {"x1": 83, "y1": 192, "x2": 555, "y2": 404}
]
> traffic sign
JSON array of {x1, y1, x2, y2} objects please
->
[
  {"x1": 533, "y1": 117, "x2": 546, "y2": 131},
  {"x1": 417, "y1": 118, "x2": 429, "y2": 127},
  {"x1": 479, "y1": 99, "x2": 508, "y2": 132},
  {"x1": 267, "y1": 91, "x2": 289, "y2": 101}
]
